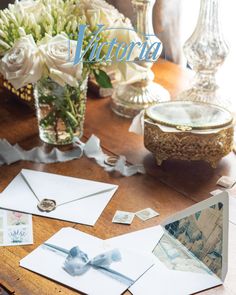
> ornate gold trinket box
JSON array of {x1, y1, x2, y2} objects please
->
[
  {"x1": 144, "y1": 101, "x2": 234, "y2": 167},
  {"x1": 0, "y1": 74, "x2": 34, "y2": 107}
]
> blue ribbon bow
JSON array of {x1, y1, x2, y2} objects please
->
[{"x1": 44, "y1": 243, "x2": 134, "y2": 286}]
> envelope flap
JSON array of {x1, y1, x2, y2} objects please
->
[
  {"x1": 21, "y1": 169, "x2": 117, "y2": 204},
  {"x1": 161, "y1": 192, "x2": 229, "y2": 281}
]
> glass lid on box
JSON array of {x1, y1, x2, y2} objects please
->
[{"x1": 146, "y1": 101, "x2": 233, "y2": 130}]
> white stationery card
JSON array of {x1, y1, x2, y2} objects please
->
[
  {"x1": 108, "y1": 192, "x2": 228, "y2": 295},
  {"x1": 0, "y1": 209, "x2": 33, "y2": 246},
  {"x1": 0, "y1": 169, "x2": 118, "y2": 226},
  {"x1": 20, "y1": 227, "x2": 154, "y2": 295}
]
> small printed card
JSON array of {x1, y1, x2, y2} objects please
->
[
  {"x1": 112, "y1": 210, "x2": 135, "y2": 225},
  {"x1": 0, "y1": 209, "x2": 33, "y2": 246},
  {"x1": 217, "y1": 176, "x2": 236, "y2": 188},
  {"x1": 210, "y1": 189, "x2": 223, "y2": 196},
  {"x1": 135, "y1": 208, "x2": 159, "y2": 221}
]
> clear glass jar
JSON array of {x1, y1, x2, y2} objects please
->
[{"x1": 34, "y1": 76, "x2": 88, "y2": 145}]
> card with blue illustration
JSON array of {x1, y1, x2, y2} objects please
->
[{"x1": 0, "y1": 209, "x2": 33, "y2": 246}]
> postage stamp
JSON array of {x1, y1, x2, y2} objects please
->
[
  {"x1": 7, "y1": 211, "x2": 28, "y2": 226},
  {"x1": 112, "y1": 210, "x2": 135, "y2": 225},
  {"x1": 7, "y1": 227, "x2": 30, "y2": 244},
  {"x1": 136, "y1": 208, "x2": 160, "y2": 221},
  {"x1": 0, "y1": 209, "x2": 33, "y2": 246}
]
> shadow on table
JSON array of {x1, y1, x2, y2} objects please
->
[{"x1": 142, "y1": 153, "x2": 230, "y2": 199}]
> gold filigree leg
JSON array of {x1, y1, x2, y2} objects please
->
[{"x1": 156, "y1": 157, "x2": 163, "y2": 166}]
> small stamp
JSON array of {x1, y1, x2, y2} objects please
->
[
  {"x1": 112, "y1": 210, "x2": 135, "y2": 225},
  {"x1": 136, "y1": 208, "x2": 159, "y2": 221},
  {"x1": 210, "y1": 189, "x2": 223, "y2": 196},
  {"x1": 7, "y1": 227, "x2": 29, "y2": 244},
  {"x1": 217, "y1": 176, "x2": 236, "y2": 188},
  {"x1": 0, "y1": 210, "x2": 32, "y2": 247},
  {"x1": 7, "y1": 211, "x2": 28, "y2": 226}
]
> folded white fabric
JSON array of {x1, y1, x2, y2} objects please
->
[
  {"x1": 129, "y1": 111, "x2": 145, "y2": 136},
  {"x1": 0, "y1": 139, "x2": 82, "y2": 165},
  {"x1": 0, "y1": 135, "x2": 145, "y2": 176}
]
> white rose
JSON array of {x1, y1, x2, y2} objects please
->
[
  {"x1": 80, "y1": 0, "x2": 125, "y2": 28},
  {"x1": 108, "y1": 18, "x2": 143, "y2": 60},
  {"x1": 102, "y1": 19, "x2": 151, "y2": 84},
  {"x1": 0, "y1": 35, "x2": 43, "y2": 89},
  {"x1": 78, "y1": 1, "x2": 156, "y2": 84},
  {"x1": 114, "y1": 62, "x2": 154, "y2": 85},
  {"x1": 39, "y1": 34, "x2": 83, "y2": 87},
  {"x1": 107, "y1": 20, "x2": 162, "y2": 85},
  {"x1": 77, "y1": 0, "x2": 162, "y2": 85}
]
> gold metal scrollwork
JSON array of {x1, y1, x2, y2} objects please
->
[{"x1": 144, "y1": 121, "x2": 234, "y2": 168}]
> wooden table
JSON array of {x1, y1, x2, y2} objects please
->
[{"x1": 0, "y1": 59, "x2": 236, "y2": 295}]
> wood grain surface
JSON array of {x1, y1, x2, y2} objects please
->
[{"x1": 0, "y1": 59, "x2": 235, "y2": 295}]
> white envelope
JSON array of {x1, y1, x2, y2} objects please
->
[
  {"x1": 20, "y1": 227, "x2": 154, "y2": 295},
  {"x1": 108, "y1": 192, "x2": 229, "y2": 295},
  {"x1": 0, "y1": 169, "x2": 118, "y2": 225}
]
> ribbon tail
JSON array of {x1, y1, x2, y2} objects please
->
[
  {"x1": 43, "y1": 243, "x2": 70, "y2": 255},
  {"x1": 94, "y1": 266, "x2": 134, "y2": 286}
]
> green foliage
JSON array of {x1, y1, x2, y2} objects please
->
[
  {"x1": 36, "y1": 77, "x2": 87, "y2": 143},
  {"x1": 93, "y1": 69, "x2": 112, "y2": 89}
]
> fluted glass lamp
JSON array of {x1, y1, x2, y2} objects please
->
[
  {"x1": 177, "y1": 0, "x2": 230, "y2": 108},
  {"x1": 111, "y1": 0, "x2": 170, "y2": 118}
]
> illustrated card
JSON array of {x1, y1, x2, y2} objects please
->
[
  {"x1": 0, "y1": 209, "x2": 33, "y2": 246},
  {"x1": 160, "y1": 192, "x2": 228, "y2": 281},
  {"x1": 154, "y1": 202, "x2": 223, "y2": 278}
]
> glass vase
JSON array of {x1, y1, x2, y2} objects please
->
[
  {"x1": 34, "y1": 76, "x2": 88, "y2": 145},
  {"x1": 178, "y1": 0, "x2": 229, "y2": 107}
]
